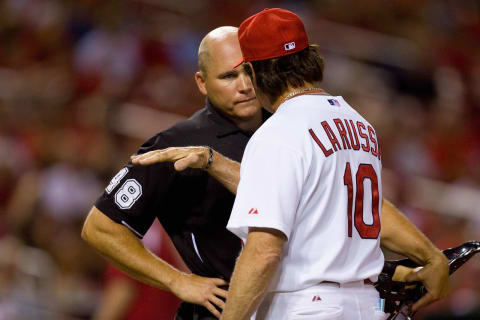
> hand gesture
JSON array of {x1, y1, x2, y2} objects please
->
[
  {"x1": 131, "y1": 147, "x2": 211, "y2": 171},
  {"x1": 403, "y1": 255, "x2": 450, "y2": 311},
  {"x1": 172, "y1": 273, "x2": 228, "y2": 318}
]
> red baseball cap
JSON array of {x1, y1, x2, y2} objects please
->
[{"x1": 234, "y1": 8, "x2": 309, "y2": 68}]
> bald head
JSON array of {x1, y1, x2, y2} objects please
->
[{"x1": 198, "y1": 26, "x2": 238, "y2": 76}]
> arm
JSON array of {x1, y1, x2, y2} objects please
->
[
  {"x1": 131, "y1": 147, "x2": 240, "y2": 194},
  {"x1": 380, "y1": 198, "x2": 450, "y2": 311},
  {"x1": 221, "y1": 228, "x2": 286, "y2": 320},
  {"x1": 82, "y1": 206, "x2": 228, "y2": 318}
]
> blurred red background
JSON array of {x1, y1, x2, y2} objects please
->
[{"x1": 0, "y1": 1, "x2": 479, "y2": 319}]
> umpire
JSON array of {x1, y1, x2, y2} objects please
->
[{"x1": 82, "y1": 26, "x2": 267, "y2": 319}]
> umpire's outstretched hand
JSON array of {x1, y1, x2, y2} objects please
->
[
  {"x1": 131, "y1": 147, "x2": 211, "y2": 171},
  {"x1": 172, "y1": 273, "x2": 228, "y2": 318}
]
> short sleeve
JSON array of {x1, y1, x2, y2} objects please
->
[
  {"x1": 95, "y1": 134, "x2": 176, "y2": 238},
  {"x1": 226, "y1": 138, "x2": 304, "y2": 241}
]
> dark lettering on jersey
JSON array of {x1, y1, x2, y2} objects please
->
[
  {"x1": 368, "y1": 125, "x2": 378, "y2": 157},
  {"x1": 311, "y1": 120, "x2": 380, "y2": 159},
  {"x1": 356, "y1": 121, "x2": 370, "y2": 152},
  {"x1": 334, "y1": 119, "x2": 351, "y2": 150},
  {"x1": 309, "y1": 129, "x2": 333, "y2": 157},
  {"x1": 321, "y1": 121, "x2": 341, "y2": 151},
  {"x1": 346, "y1": 120, "x2": 360, "y2": 150}
]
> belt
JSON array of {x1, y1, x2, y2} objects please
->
[{"x1": 321, "y1": 279, "x2": 374, "y2": 286}]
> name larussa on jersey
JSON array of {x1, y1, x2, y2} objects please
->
[{"x1": 309, "y1": 119, "x2": 380, "y2": 159}]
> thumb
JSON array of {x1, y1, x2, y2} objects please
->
[
  {"x1": 404, "y1": 267, "x2": 423, "y2": 283},
  {"x1": 174, "y1": 154, "x2": 201, "y2": 171},
  {"x1": 174, "y1": 158, "x2": 190, "y2": 171}
]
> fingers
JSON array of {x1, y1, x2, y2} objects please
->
[
  {"x1": 213, "y1": 277, "x2": 229, "y2": 287},
  {"x1": 205, "y1": 287, "x2": 227, "y2": 318},
  {"x1": 205, "y1": 278, "x2": 228, "y2": 316},
  {"x1": 412, "y1": 292, "x2": 435, "y2": 312},
  {"x1": 210, "y1": 295, "x2": 226, "y2": 310},
  {"x1": 213, "y1": 287, "x2": 228, "y2": 299},
  {"x1": 131, "y1": 150, "x2": 169, "y2": 165},
  {"x1": 205, "y1": 301, "x2": 221, "y2": 319},
  {"x1": 211, "y1": 277, "x2": 228, "y2": 299}
]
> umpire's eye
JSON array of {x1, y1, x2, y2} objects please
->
[{"x1": 219, "y1": 71, "x2": 237, "y2": 80}]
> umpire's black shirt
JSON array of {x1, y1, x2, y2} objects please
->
[{"x1": 96, "y1": 99, "x2": 267, "y2": 281}]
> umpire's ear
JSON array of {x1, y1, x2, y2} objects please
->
[{"x1": 195, "y1": 71, "x2": 207, "y2": 96}]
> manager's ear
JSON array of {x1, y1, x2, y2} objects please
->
[{"x1": 195, "y1": 71, "x2": 207, "y2": 96}]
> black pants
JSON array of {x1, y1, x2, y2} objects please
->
[{"x1": 174, "y1": 302, "x2": 218, "y2": 320}]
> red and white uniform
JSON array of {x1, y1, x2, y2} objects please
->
[{"x1": 227, "y1": 93, "x2": 386, "y2": 319}]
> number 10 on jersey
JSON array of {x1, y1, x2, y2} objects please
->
[{"x1": 343, "y1": 163, "x2": 380, "y2": 239}]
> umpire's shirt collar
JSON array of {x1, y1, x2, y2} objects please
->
[{"x1": 205, "y1": 98, "x2": 267, "y2": 138}]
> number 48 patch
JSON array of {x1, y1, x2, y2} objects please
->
[{"x1": 105, "y1": 168, "x2": 143, "y2": 210}]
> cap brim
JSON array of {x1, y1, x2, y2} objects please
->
[{"x1": 233, "y1": 57, "x2": 245, "y2": 68}]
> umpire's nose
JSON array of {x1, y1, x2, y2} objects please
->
[{"x1": 237, "y1": 72, "x2": 253, "y2": 94}]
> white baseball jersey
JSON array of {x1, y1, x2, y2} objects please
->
[{"x1": 227, "y1": 94, "x2": 384, "y2": 292}]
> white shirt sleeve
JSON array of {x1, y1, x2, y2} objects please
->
[{"x1": 226, "y1": 137, "x2": 304, "y2": 242}]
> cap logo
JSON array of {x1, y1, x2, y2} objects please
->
[
  {"x1": 284, "y1": 42, "x2": 296, "y2": 51},
  {"x1": 236, "y1": 8, "x2": 309, "y2": 65}
]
